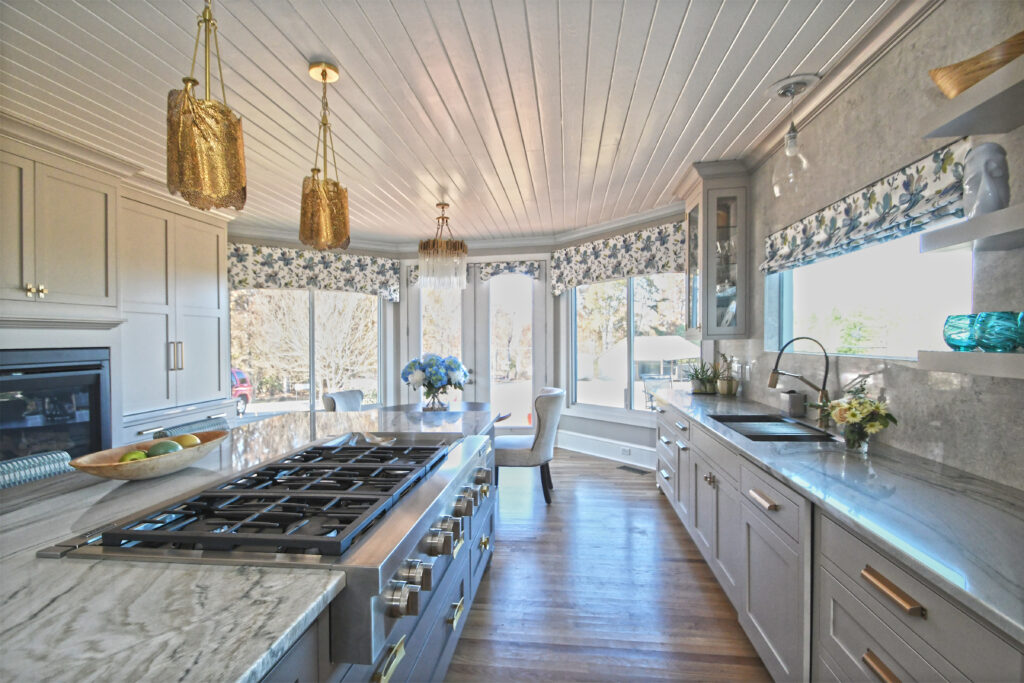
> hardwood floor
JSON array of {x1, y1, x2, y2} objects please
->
[{"x1": 447, "y1": 450, "x2": 770, "y2": 682}]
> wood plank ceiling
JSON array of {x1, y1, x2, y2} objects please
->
[{"x1": 0, "y1": 0, "x2": 897, "y2": 249}]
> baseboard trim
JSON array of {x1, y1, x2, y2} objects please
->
[{"x1": 556, "y1": 430, "x2": 656, "y2": 470}]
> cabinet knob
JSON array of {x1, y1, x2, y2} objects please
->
[
  {"x1": 24, "y1": 282, "x2": 36, "y2": 297},
  {"x1": 479, "y1": 534, "x2": 490, "y2": 551},
  {"x1": 37, "y1": 284, "x2": 47, "y2": 299}
]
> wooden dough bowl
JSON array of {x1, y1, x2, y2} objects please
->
[{"x1": 70, "y1": 430, "x2": 229, "y2": 481}]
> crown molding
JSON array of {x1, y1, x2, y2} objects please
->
[
  {"x1": 0, "y1": 113, "x2": 143, "y2": 178},
  {"x1": 230, "y1": 200, "x2": 689, "y2": 257},
  {"x1": 745, "y1": 0, "x2": 944, "y2": 171}
]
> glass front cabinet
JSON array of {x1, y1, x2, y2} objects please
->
[{"x1": 685, "y1": 161, "x2": 750, "y2": 339}]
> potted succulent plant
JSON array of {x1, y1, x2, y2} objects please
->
[
  {"x1": 716, "y1": 354, "x2": 739, "y2": 396},
  {"x1": 684, "y1": 360, "x2": 719, "y2": 394}
]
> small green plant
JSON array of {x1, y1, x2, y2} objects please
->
[{"x1": 684, "y1": 360, "x2": 720, "y2": 393}]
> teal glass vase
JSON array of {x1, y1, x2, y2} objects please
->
[
  {"x1": 942, "y1": 314, "x2": 977, "y2": 352},
  {"x1": 975, "y1": 312, "x2": 1020, "y2": 352}
]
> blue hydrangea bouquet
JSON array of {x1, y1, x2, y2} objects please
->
[{"x1": 401, "y1": 354, "x2": 469, "y2": 410}]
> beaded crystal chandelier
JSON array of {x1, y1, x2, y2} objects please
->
[{"x1": 417, "y1": 202, "x2": 467, "y2": 290}]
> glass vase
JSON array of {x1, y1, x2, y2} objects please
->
[
  {"x1": 843, "y1": 425, "x2": 870, "y2": 456},
  {"x1": 423, "y1": 394, "x2": 449, "y2": 412},
  {"x1": 942, "y1": 314, "x2": 978, "y2": 351},
  {"x1": 975, "y1": 311, "x2": 1021, "y2": 352}
]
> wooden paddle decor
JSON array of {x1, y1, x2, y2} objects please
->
[{"x1": 929, "y1": 31, "x2": 1024, "y2": 99}]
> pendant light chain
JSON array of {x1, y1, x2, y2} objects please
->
[
  {"x1": 185, "y1": 0, "x2": 228, "y2": 104},
  {"x1": 312, "y1": 69, "x2": 340, "y2": 183}
]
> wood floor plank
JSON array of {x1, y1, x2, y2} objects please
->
[{"x1": 447, "y1": 450, "x2": 770, "y2": 682}]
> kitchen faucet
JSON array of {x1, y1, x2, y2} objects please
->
[{"x1": 768, "y1": 336, "x2": 831, "y2": 429}]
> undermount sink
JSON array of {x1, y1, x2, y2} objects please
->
[{"x1": 708, "y1": 414, "x2": 837, "y2": 443}]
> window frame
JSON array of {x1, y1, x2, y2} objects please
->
[
  {"x1": 569, "y1": 273, "x2": 691, "y2": 412},
  {"x1": 229, "y1": 287, "x2": 384, "y2": 415}
]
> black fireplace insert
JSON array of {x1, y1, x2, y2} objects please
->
[{"x1": 0, "y1": 348, "x2": 111, "y2": 461}]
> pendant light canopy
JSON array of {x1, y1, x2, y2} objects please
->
[
  {"x1": 418, "y1": 202, "x2": 467, "y2": 290},
  {"x1": 299, "y1": 62, "x2": 350, "y2": 250},
  {"x1": 769, "y1": 74, "x2": 818, "y2": 200},
  {"x1": 167, "y1": 0, "x2": 247, "y2": 211}
]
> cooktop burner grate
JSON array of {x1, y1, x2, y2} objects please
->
[{"x1": 99, "y1": 437, "x2": 450, "y2": 556}]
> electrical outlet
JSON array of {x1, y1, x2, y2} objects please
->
[{"x1": 620, "y1": 447, "x2": 631, "y2": 459}]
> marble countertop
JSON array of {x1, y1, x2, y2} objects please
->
[
  {"x1": 0, "y1": 406, "x2": 496, "y2": 682},
  {"x1": 657, "y1": 390, "x2": 1024, "y2": 647}
]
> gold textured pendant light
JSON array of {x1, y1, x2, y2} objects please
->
[
  {"x1": 418, "y1": 202, "x2": 467, "y2": 290},
  {"x1": 166, "y1": 0, "x2": 246, "y2": 211},
  {"x1": 299, "y1": 62, "x2": 350, "y2": 250}
]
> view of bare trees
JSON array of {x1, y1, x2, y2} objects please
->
[
  {"x1": 230, "y1": 289, "x2": 379, "y2": 409},
  {"x1": 421, "y1": 289, "x2": 461, "y2": 358}
]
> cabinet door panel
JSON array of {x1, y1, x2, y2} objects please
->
[
  {"x1": 0, "y1": 152, "x2": 34, "y2": 301},
  {"x1": 120, "y1": 204, "x2": 172, "y2": 307},
  {"x1": 675, "y1": 443, "x2": 691, "y2": 524},
  {"x1": 34, "y1": 164, "x2": 116, "y2": 306},
  {"x1": 741, "y1": 505, "x2": 804, "y2": 681},
  {"x1": 691, "y1": 454, "x2": 715, "y2": 558},
  {"x1": 122, "y1": 311, "x2": 175, "y2": 414},
  {"x1": 177, "y1": 313, "x2": 224, "y2": 405},
  {"x1": 174, "y1": 218, "x2": 222, "y2": 310},
  {"x1": 713, "y1": 477, "x2": 744, "y2": 604}
]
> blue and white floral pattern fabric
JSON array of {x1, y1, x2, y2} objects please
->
[
  {"x1": 228, "y1": 243, "x2": 401, "y2": 302},
  {"x1": 759, "y1": 137, "x2": 971, "y2": 275},
  {"x1": 549, "y1": 221, "x2": 686, "y2": 296},
  {"x1": 478, "y1": 260, "x2": 543, "y2": 281}
]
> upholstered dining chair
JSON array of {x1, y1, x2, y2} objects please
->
[
  {"x1": 493, "y1": 387, "x2": 565, "y2": 504},
  {"x1": 323, "y1": 390, "x2": 364, "y2": 412}
]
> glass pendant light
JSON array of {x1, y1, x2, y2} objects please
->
[
  {"x1": 418, "y1": 202, "x2": 467, "y2": 290},
  {"x1": 769, "y1": 75, "x2": 817, "y2": 200}
]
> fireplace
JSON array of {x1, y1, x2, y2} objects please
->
[{"x1": 0, "y1": 349, "x2": 111, "y2": 461}]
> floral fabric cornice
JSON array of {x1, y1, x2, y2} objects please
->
[
  {"x1": 759, "y1": 137, "x2": 971, "y2": 274},
  {"x1": 228, "y1": 243, "x2": 400, "y2": 302},
  {"x1": 549, "y1": 221, "x2": 686, "y2": 296},
  {"x1": 408, "y1": 260, "x2": 543, "y2": 287}
]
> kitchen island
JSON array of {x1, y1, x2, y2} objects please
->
[{"x1": 0, "y1": 406, "x2": 497, "y2": 682}]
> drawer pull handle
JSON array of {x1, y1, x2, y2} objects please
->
[
  {"x1": 479, "y1": 534, "x2": 490, "y2": 551},
  {"x1": 659, "y1": 435, "x2": 670, "y2": 445},
  {"x1": 674, "y1": 421, "x2": 688, "y2": 432},
  {"x1": 747, "y1": 488, "x2": 779, "y2": 511},
  {"x1": 452, "y1": 537, "x2": 465, "y2": 559},
  {"x1": 675, "y1": 440, "x2": 688, "y2": 451},
  {"x1": 659, "y1": 469, "x2": 671, "y2": 481},
  {"x1": 860, "y1": 565, "x2": 926, "y2": 618},
  {"x1": 371, "y1": 634, "x2": 406, "y2": 683},
  {"x1": 655, "y1": 407, "x2": 665, "y2": 413},
  {"x1": 138, "y1": 426, "x2": 166, "y2": 435},
  {"x1": 447, "y1": 596, "x2": 466, "y2": 630},
  {"x1": 862, "y1": 648, "x2": 901, "y2": 683}
]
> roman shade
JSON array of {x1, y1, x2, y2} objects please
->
[
  {"x1": 228, "y1": 243, "x2": 401, "y2": 302},
  {"x1": 550, "y1": 221, "x2": 686, "y2": 296},
  {"x1": 759, "y1": 137, "x2": 971, "y2": 275}
]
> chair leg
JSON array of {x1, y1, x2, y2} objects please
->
[
  {"x1": 539, "y1": 463, "x2": 552, "y2": 504},
  {"x1": 541, "y1": 462, "x2": 554, "y2": 490}
]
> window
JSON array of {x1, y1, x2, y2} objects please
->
[
  {"x1": 230, "y1": 289, "x2": 380, "y2": 416},
  {"x1": 572, "y1": 274, "x2": 696, "y2": 410},
  {"x1": 780, "y1": 234, "x2": 972, "y2": 358},
  {"x1": 489, "y1": 272, "x2": 533, "y2": 425},
  {"x1": 420, "y1": 288, "x2": 463, "y2": 401}
]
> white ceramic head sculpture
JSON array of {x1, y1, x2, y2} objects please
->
[{"x1": 963, "y1": 143, "x2": 1009, "y2": 218}]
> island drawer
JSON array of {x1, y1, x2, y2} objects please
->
[
  {"x1": 690, "y1": 425, "x2": 742, "y2": 484},
  {"x1": 819, "y1": 514, "x2": 1023, "y2": 681},
  {"x1": 816, "y1": 565, "x2": 951, "y2": 682},
  {"x1": 740, "y1": 464, "x2": 802, "y2": 543},
  {"x1": 656, "y1": 450, "x2": 676, "y2": 500}
]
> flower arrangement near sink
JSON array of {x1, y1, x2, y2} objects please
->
[
  {"x1": 401, "y1": 354, "x2": 469, "y2": 411},
  {"x1": 824, "y1": 381, "x2": 897, "y2": 455}
]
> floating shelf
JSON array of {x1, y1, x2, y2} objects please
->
[
  {"x1": 917, "y1": 351, "x2": 1024, "y2": 380},
  {"x1": 921, "y1": 55, "x2": 1024, "y2": 138},
  {"x1": 919, "y1": 203, "x2": 1024, "y2": 253}
]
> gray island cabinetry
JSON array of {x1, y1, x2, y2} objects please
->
[{"x1": 655, "y1": 391, "x2": 1024, "y2": 682}]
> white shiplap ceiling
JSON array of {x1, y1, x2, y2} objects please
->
[{"x1": 0, "y1": 0, "x2": 904, "y2": 249}]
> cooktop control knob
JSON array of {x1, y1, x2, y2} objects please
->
[
  {"x1": 383, "y1": 580, "x2": 420, "y2": 618},
  {"x1": 398, "y1": 559, "x2": 433, "y2": 591},
  {"x1": 473, "y1": 467, "x2": 492, "y2": 485},
  {"x1": 452, "y1": 494, "x2": 474, "y2": 518},
  {"x1": 436, "y1": 515, "x2": 463, "y2": 543},
  {"x1": 423, "y1": 528, "x2": 454, "y2": 556},
  {"x1": 462, "y1": 485, "x2": 481, "y2": 506}
]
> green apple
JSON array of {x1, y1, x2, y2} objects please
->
[{"x1": 119, "y1": 450, "x2": 147, "y2": 463}]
